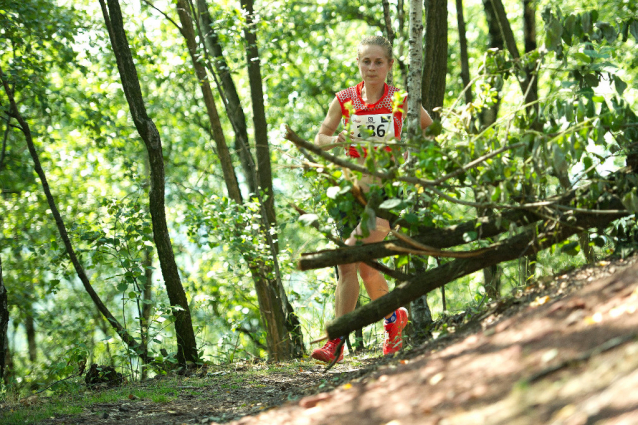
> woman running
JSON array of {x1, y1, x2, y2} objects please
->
[{"x1": 311, "y1": 36, "x2": 433, "y2": 363}]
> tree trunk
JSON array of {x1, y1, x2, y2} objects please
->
[
  {"x1": 407, "y1": 0, "x2": 424, "y2": 138},
  {"x1": 196, "y1": 0, "x2": 256, "y2": 195},
  {"x1": 382, "y1": 0, "x2": 395, "y2": 85},
  {"x1": 237, "y1": 0, "x2": 304, "y2": 361},
  {"x1": 240, "y1": 0, "x2": 276, "y2": 229},
  {"x1": 180, "y1": 0, "x2": 304, "y2": 360},
  {"x1": 479, "y1": 0, "x2": 504, "y2": 127},
  {"x1": 25, "y1": 313, "x2": 37, "y2": 363},
  {"x1": 456, "y1": 0, "x2": 472, "y2": 105},
  {"x1": 176, "y1": 0, "x2": 242, "y2": 203},
  {"x1": 141, "y1": 249, "x2": 153, "y2": 379},
  {"x1": 0, "y1": 254, "x2": 8, "y2": 380},
  {"x1": 523, "y1": 0, "x2": 538, "y2": 105},
  {"x1": 0, "y1": 69, "x2": 150, "y2": 364},
  {"x1": 489, "y1": 0, "x2": 538, "y2": 109},
  {"x1": 422, "y1": 0, "x2": 448, "y2": 120},
  {"x1": 410, "y1": 260, "x2": 433, "y2": 345},
  {"x1": 397, "y1": 0, "x2": 409, "y2": 87},
  {"x1": 99, "y1": 0, "x2": 198, "y2": 366}
]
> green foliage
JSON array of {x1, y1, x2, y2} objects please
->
[{"x1": 1, "y1": 0, "x2": 638, "y2": 400}]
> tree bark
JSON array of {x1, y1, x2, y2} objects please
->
[
  {"x1": 195, "y1": 0, "x2": 256, "y2": 196},
  {"x1": 99, "y1": 0, "x2": 198, "y2": 366},
  {"x1": 410, "y1": 260, "x2": 433, "y2": 345},
  {"x1": 489, "y1": 0, "x2": 538, "y2": 108},
  {"x1": 176, "y1": 0, "x2": 242, "y2": 203},
  {"x1": 25, "y1": 313, "x2": 37, "y2": 363},
  {"x1": 327, "y1": 200, "x2": 627, "y2": 340},
  {"x1": 382, "y1": 0, "x2": 395, "y2": 85},
  {"x1": 456, "y1": 0, "x2": 472, "y2": 105},
  {"x1": 523, "y1": 0, "x2": 538, "y2": 99},
  {"x1": 237, "y1": 0, "x2": 304, "y2": 360},
  {"x1": 407, "y1": 0, "x2": 424, "y2": 138},
  {"x1": 479, "y1": 0, "x2": 504, "y2": 127},
  {"x1": 421, "y1": 0, "x2": 448, "y2": 120},
  {"x1": 0, "y1": 69, "x2": 150, "y2": 363},
  {"x1": 0, "y1": 254, "x2": 8, "y2": 380},
  {"x1": 240, "y1": 0, "x2": 276, "y2": 229},
  {"x1": 141, "y1": 249, "x2": 153, "y2": 379},
  {"x1": 180, "y1": 0, "x2": 304, "y2": 360}
]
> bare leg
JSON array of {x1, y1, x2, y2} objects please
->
[{"x1": 335, "y1": 217, "x2": 392, "y2": 318}]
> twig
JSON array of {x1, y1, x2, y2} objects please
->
[
  {"x1": 35, "y1": 372, "x2": 81, "y2": 394},
  {"x1": 390, "y1": 229, "x2": 438, "y2": 251},
  {"x1": 284, "y1": 125, "x2": 429, "y2": 185},
  {"x1": 432, "y1": 142, "x2": 525, "y2": 185},
  {"x1": 324, "y1": 336, "x2": 347, "y2": 373},
  {"x1": 386, "y1": 243, "x2": 490, "y2": 258},
  {"x1": 310, "y1": 334, "x2": 328, "y2": 344},
  {"x1": 142, "y1": 0, "x2": 184, "y2": 35},
  {"x1": 0, "y1": 114, "x2": 10, "y2": 172}
]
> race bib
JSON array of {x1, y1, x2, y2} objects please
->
[{"x1": 349, "y1": 113, "x2": 395, "y2": 142}]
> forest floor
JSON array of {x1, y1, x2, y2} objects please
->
[{"x1": 3, "y1": 253, "x2": 638, "y2": 424}]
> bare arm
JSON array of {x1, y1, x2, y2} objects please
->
[
  {"x1": 315, "y1": 97, "x2": 346, "y2": 150},
  {"x1": 420, "y1": 106, "x2": 433, "y2": 130}
]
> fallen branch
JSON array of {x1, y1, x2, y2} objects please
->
[
  {"x1": 299, "y1": 208, "x2": 540, "y2": 270},
  {"x1": 325, "y1": 198, "x2": 627, "y2": 340}
]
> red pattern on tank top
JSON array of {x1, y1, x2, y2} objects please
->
[{"x1": 335, "y1": 82, "x2": 405, "y2": 158}]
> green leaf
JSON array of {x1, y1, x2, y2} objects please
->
[
  {"x1": 561, "y1": 241, "x2": 580, "y2": 256},
  {"x1": 117, "y1": 282, "x2": 128, "y2": 292},
  {"x1": 583, "y1": 50, "x2": 609, "y2": 59},
  {"x1": 584, "y1": 73, "x2": 599, "y2": 87},
  {"x1": 596, "y1": 22, "x2": 617, "y2": 43},
  {"x1": 573, "y1": 52, "x2": 590, "y2": 63},
  {"x1": 379, "y1": 198, "x2": 406, "y2": 210},
  {"x1": 395, "y1": 255, "x2": 409, "y2": 268},
  {"x1": 298, "y1": 214, "x2": 319, "y2": 226},
  {"x1": 128, "y1": 291, "x2": 137, "y2": 299},
  {"x1": 553, "y1": 145, "x2": 569, "y2": 174},
  {"x1": 545, "y1": 18, "x2": 563, "y2": 51},
  {"x1": 613, "y1": 75, "x2": 627, "y2": 96},
  {"x1": 630, "y1": 20, "x2": 638, "y2": 42},
  {"x1": 582, "y1": 12, "x2": 592, "y2": 34},
  {"x1": 403, "y1": 213, "x2": 419, "y2": 224},
  {"x1": 622, "y1": 191, "x2": 638, "y2": 213},
  {"x1": 326, "y1": 186, "x2": 340, "y2": 199},
  {"x1": 462, "y1": 231, "x2": 477, "y2": 243}
]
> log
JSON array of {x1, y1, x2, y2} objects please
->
[
  {"x1": 299, "y1": 208, "x2": 539, "y2": 270},
  {"x1": 325, "y1": 198, "x2": 627, "y2": 339}
]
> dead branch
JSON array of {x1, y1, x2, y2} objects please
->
[{"x1": 325, "y1": 197, "x2": 627, "y2": 340}]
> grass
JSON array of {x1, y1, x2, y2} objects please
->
[
  {"x1": 0, "y1": 376, "x2": 193, "y2": 425},
  {"x1": 1, "y1": 403, "x2": 83, "y2": 425},
  {"x1": 0, "y1": 360, "x2": 335, "y2": 424}
]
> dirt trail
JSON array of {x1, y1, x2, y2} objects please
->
[
  {"x1": 24, "y1": 255, "x2": 638, "y2": 425},
  {"x1": 230, "y1": 256, "x2": 638, "y2": 425}
]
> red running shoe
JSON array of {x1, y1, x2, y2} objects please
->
[
  {"x1": 383, "y1": 307, "x2": 409, "y2": 356},
  {"x1": 311, "y1": 338, "x2": 344, "y2": 363}
]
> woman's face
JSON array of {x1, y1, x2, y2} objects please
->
[{"x1": 357, "y1": 45, "x2": 393, "y2": 85}]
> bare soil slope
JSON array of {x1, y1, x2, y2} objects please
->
[
  {"x1": 15, "y1": 255, "x2": 638, "y2": 425},
  {"x1": 232, "y1": 255, "x2": 638, "y2": 425}
]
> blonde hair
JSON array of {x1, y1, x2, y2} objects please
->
[{"x1": 358, "y1": 36, "x2": 393, "y2": 61}]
